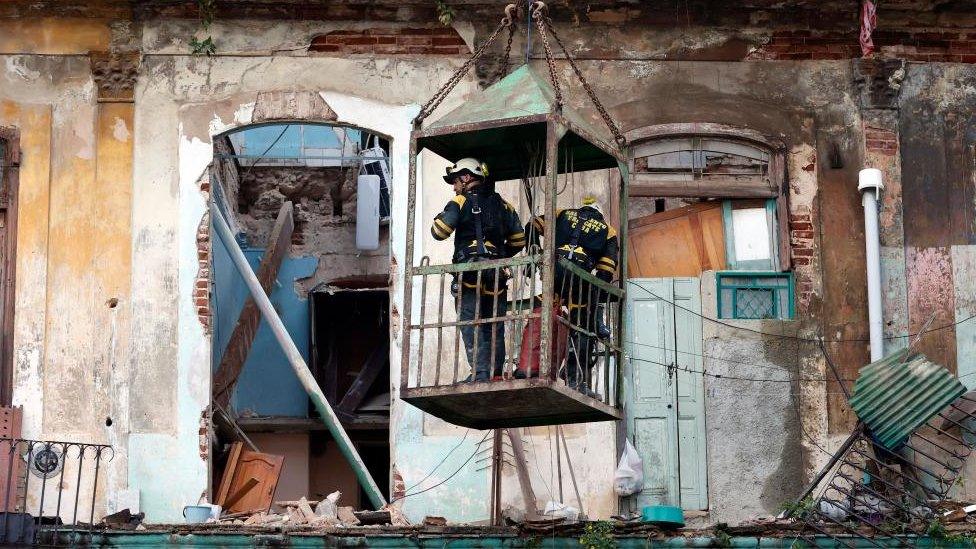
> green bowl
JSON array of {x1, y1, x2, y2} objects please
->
[{"x1": 641, "y1": 505, "x2": 685, "y2": 527}]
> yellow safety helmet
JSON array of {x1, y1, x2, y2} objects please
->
[
  {"x1": 581, "y1": 195, "x2": 604, "y2": 216},
  {"x1": 444, "y1": 157, "x2": 489, "y2": 183}
]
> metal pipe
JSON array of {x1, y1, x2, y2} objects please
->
[
  {"x1": 210, "y1": 202, "x2": 387, "y2": 509},
  {"x1": 859, "y1": 168, "x2": 885, "y2": 362}
]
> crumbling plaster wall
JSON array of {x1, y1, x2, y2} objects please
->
[
  {"x1": 558, "y1": 57, "x2": 860, "y2": 523},
  {"x1": 134, "y1": 16, "x2": 478, "y2": 519},
  {"x1": 1, "y1": 44, "x2": 136, "y2": 521}
]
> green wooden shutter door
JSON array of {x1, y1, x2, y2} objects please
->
[
  {"x1": 673, "y1": 278, "x2": 708, "y2": 511},
  {"x1": 625, "y1": 278, "x2": 709, "y2": 511},
  {"x1": 625, "y1": 279, "x2": 679, "y2": 507}
]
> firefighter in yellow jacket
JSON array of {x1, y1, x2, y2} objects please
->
[
  {"x1": 431, "y1": 158, "x2": 526, "y2": 381},
  {"x1": 526, "y1": 196, "x2": 619, "y2": 395}
]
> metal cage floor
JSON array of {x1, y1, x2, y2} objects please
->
[{"x1": 400, "y1": 378, "x2": 621, "y2": 429}]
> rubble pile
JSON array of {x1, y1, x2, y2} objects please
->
[{"x1": 211, "y1": 492, "x2": 410, "y2": 531}]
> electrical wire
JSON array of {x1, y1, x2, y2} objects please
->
[
  {"x1": 626, "y1": 353, "x2": 976, "y2": 385},
  {"x1": 402, "y1": 428, "x2": 471, "y2": 493},
  {"x1": 629, "y1": 282, "x2": 976, "y2": 344},
  {"x1": 238, "y1": 124, "x2": 292, "y2": 184},
  {"x1": 625, "y1": 339, "x2": 860, "y2": 382},
  {"x1": 391, "y1": 431, "x2": 492, "y2": 502}
]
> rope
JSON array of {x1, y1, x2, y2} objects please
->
[
  {"x1": 412, "y1": 7, "x2": 516, "y2": 126},
  {"x1": 541, "y1": 12, "x2": 627, "y2": 148}
]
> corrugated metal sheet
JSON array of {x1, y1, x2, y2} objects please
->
[{"x1": 849, "y1": 348, "x2": 966, "y2": 449}]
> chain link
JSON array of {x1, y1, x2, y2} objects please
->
[
  {"x1": 531, "y1": 2, "x2": 563, "y2": 111},
  {"x1": 413, "y1": 18, "x2": 511, "y2": 126},
  {"x1": 542, "y1": 14, "x2": 627, "y2": 148},
  {"x1": 498, "y1": 17, "x2": 517, "y2": 81}
]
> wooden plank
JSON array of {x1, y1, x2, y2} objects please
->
[
  {"x1": 0, "y1": 406, "x2": 22, "y2": 512},
  {"x1": 505, "y1": 428, "x2": 539, "y2": 519},
  {"x1": 212, "y1": 201, "x2": 294, "y2": 408},
  {"x1": 212, "y1": 402, "x2": 259, "y2": 452},
  {"x1": 627, "y1": 202, "x2": 726, "y2": 278},
  {"x1": 223, "y1": 450, "x2": 284, "y2": 514},
  {"x1": 336, "y1": 340, "x2": 389, "y2": 415},
  {"x1": 629, "y1": 174, "x2": 777, "y2": 198},
  {"x1": 215, "y1": 441, "x2": 243, "y2": 506}
]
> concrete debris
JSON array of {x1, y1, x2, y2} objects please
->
[
  {"x1": 337, "y1": 506, "x2": 360, "y2": 525},
  {"x1": 422, "y1": 516, "x2": 447, "y2": 527},
  {"x1": 217, "y1": 491, "x2": 379, "y2": 529},
  {"x1": 314, "y1": 491, "x2": 341, "y2": 519}
]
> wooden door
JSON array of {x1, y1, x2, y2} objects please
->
[
  {"x1": 627, "y1": 202, "x2": 726, "y2": 278},
  {"x1": 624, "y1": 278, "x2": 679, "y2": 506},
  {"x1": 625, "y1": 278, "x2": 709, "y2": 510}
]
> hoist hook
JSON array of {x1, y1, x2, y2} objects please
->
[
  {"x1": 530, "y1": 1, "x2": 547, "y2": 20},
  {"x1": 502, "y1": 3, "x2": 518, "y2": 26}
]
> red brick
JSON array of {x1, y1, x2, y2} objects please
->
[
  {"x1": 430, "y1": 46, "x2": 465, "y2": 54},
  {"x1": 792, "y1": 230, "x2": 815, "y2": 239},
  {"x1": 374, "y1": 36, "x2": 396, "y2": 44},
  {"x1": 343, "y1": 44, "x2": 377, "y2": 54},
  {"x1": 789, "y1": 213, "x2": 812, "y2": 222},
  {"x1": 372, "y1": 44, "x2": 402, "y2": 54},
  {"x1": 396, "y1": 35, "x2": 433, "y2": 46},
  {"x1": 790, "y1": 221, "x2": 813, "y2": 231},
  {"x1": 793, "y1": 257, "x2": 811, "y2": 266},
  {"x1": 431, "y1": 35, "x2": 465, "y2": 46},
  {"x1": 793, "y1": 248, "x2": 814, "y2": 257},
  {"x1": 309, "y1": 43, "x2": 341, "y2": 53}
]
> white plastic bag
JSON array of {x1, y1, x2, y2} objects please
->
[{"x1": 614, "y1": 439, "x2": 644, "y2": 496}]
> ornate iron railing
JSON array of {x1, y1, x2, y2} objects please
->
[{"x1": 0, "y1": 438, "x2": 113, "y2": 546}]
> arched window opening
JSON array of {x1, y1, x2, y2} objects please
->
[
  {"x1": 208, "y1": 121, "x2": 393, "y2": 510},
  {"x1": 627, "y1": 130, "x2": 792, "y2": 320}
]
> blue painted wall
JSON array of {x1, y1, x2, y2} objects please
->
[{"x1": 212, "y1": 227, "x2": 318, "y2": 417}]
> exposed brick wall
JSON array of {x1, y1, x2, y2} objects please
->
[
  {"x1": 864, "y1": 124, "x2": 899, "y2": 156},
  {"x1": 790, "y1": 211, "x2": 816, "y2": 308},
  {"x1": 309, "y1": 28, "x2": 469, "y2": 55},
  {"x1": 750, "y1": 29, "x2": 976, "y2": 62},
  {"x1": 195, "y1": 176, "x2": 212, "y2": 334}
]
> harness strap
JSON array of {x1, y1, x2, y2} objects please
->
[{"x1": 470, "y1": 193, "x2": 489, "y2": 257}]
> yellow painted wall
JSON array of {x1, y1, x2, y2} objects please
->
[{"x1": 0, "y1": 18, "x2": 111, "y2": 54}]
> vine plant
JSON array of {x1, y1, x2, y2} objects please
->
[{"x1": 190, "y1": 0, "x2": 217, "y2": 55}]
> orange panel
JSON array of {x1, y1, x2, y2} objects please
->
[{"x1": 627, "y1": 202, "x2": 726, "y2": 278}]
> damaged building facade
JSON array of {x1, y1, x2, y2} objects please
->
[{"x1": 0, "y1": 0, "x2": 975, "y2": 534}]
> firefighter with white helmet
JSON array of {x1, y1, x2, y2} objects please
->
[{"x1": 431, "y1": 158, "x2": 526, "y2": 381}]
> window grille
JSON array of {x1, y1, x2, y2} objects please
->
[{"x1": 717, "y1": 272, "x2": 793, "y2": 320}]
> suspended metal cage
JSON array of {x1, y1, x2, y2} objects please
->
[{"x1": 400, "y1": 6, "x2": 629, "y2": 429}]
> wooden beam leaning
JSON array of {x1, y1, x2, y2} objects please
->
[
  {"x1": 337, "y1": 340, "x2": 390, "y2": 416},
  {"x1": 212, "y1": 201, "x2": 294, "y2": 408},
  {"x1": 505, "y1": 428, "x2": 540, "y2": 519}
]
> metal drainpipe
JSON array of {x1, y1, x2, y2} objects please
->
[
  {"x1": 209, "y1": 202, "x2": 388, "y2": 509},
  {"x1": 859, "y1": 168, "x2": 885, "y2": 362}
]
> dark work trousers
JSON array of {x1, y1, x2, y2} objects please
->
[
  {"x1": 556, "y1": 266, "x2": 597, "y2": 392},
  {"x1": 457, "y1": 287, "x2": 508, "y2": 381}
]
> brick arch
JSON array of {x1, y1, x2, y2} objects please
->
[{"x1": 308, "y1": 27, "x2": 470, "y2": 55}]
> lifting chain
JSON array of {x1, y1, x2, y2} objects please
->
[
  {"x1": 414, "y1": 1, "x2": 627, "y2": 151},
  {"x1": 413, "y1": 5, "x2": 517, "y2": 127},
  {"x1": 498, "y1": 4, "x2": 518, "y2": 81},
  {"x1": 531, "y1": 1, "x2": 564, "y2": 112},
  {"x1": 539, "y1": 9, "x2": 627, "y2": 148}
]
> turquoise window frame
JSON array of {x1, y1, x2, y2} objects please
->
[
  {"x1": 716, "y1": 271, "x2": 795, "y2": 320},
  {"x1": 722, "y1": 198, "x2": 779, "y2": 271}
]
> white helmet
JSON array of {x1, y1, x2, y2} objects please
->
[{"x1": 444, "y1": 157, "x2": 489, "y2": 183}]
